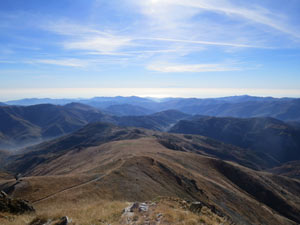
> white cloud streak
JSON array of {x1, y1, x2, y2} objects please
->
[
  {"x1": 64, "y1": 36, "x2": 132, "y2": 55},
  {"x1": 138, "y1": 0, "x2": 300, "y2": 39},
  {"x1": 147, "y1": 63, "x2": 240, "y2": 73},
  {"x1": 137, "y1": 37, "x2": 263, "y2": 48},
  {"x1": 33, "y1": 59, "x2": 88, "y2": 67},
  {"x1": 46, "y1": 21, "x2": 133, "y2": 55}
]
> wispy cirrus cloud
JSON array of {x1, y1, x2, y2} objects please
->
[
  {"x1": 43, "y1": 19, "x2": 264, "y2": 62},
  {"x1": 136, "y1": 0, "x2": 300, "y2": 39},
  {"x1": 45, "y1": 21, "x2": 133, "y2": 55},
  {"x1": 177, "y1": 0, "x2": 300, "y2": 38},
  {"x1": 64, "y1": 36, "x2": 132, "y2": 55},
  {"x1": 137, "y1": 37, "x2": 264, "y2": 48},
  {"x1": 147, "y1": 62, "x2": 241, "y2": 73},
  {"x1": 31, "y1": 58, "x2": 88, "y2": 67},
  {"x1": 45, "y1": 21, "x2": 105, "y2": 36}
]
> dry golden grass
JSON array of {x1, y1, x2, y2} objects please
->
[
  {"x1": 118, "y1": 198, "x2": 232, "y2": 225},
  {"x1": 0, "y1": 194, "x2": 231, "y2": 225},
  {"x1": 0, "y1": 198, "x2": 127, "y2": 225},
  {"x1": 1, "y1": 137, "x2": 299, "y2": 225},
  {"x1": 152, "y1": 199, "x2": 230, "y2": 225},
  {"x1": 0, "y1": 212, "x2": 34, "y2": 225}
]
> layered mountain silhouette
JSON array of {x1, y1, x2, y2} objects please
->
[
  {"x1": 0, "y1": 105, "x2": 189, "y2": 149},
  {"x1": 170, "y1": 116, "x2": 300, "y2": 163},
  {"x1": 5, "y1": 96, "x2": 154, "y2": 109},
  {"x1": 179, "y1": 99, "x2": 300, "y2": 121},
  {"x1": 1, "y1": 101, "x2": 300, "y2": 166},
  {"x1": 2, "y1": 122, "x2": 300, "y2": 225},
  {"x1": 5, "y1": 95, "x2": 300, "y2": 121}
]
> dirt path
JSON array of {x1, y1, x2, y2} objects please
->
[{"x1": 32, "y1": 175, "x2": 104, "y2": 204}]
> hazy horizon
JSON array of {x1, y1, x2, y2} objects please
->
[{"x1": 1, "y1": 88, "x2": 300, "y2": 102}]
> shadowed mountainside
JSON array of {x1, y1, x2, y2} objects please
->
[
  {"x1": 0, "y1": 150, "x2": 9, "y2": 166},
  {"x1": 1, "y1": 122, "x2": 300, "y2": 225},
  {"x1": 170, "y1": 116, "x2": 300, "y2": 163},
  {"x1": 116, "y1": 110, "x2": 189, "y2": 131},
  {"x1": 0, "y1": 103, "x2": 114, "y2": 149},
  {"x1": 104, "y1": 104, "x2": 154, "y2": 116},
  {"x1": 4, "y1": 122, "x2": 279, "y2": 174},
  {"x1": 268, "y1": 161, "x2": 300, "y2": 179},
  {"x1": 0, "y1": 104, "x2": 190, "y2": 149},
  {"x1": 159, "y1": 97, "x2": 300, "y2": 121}
]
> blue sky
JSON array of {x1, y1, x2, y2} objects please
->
[{"x1": 1, "y1": 0, "x2": 300, "y2": 100}]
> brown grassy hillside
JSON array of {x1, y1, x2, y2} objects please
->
[{"x1": 1, "y1": 123, "x2": 300, "y2": 225}]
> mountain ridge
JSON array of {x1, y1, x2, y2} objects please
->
[
  {"x1": 4, "y1": 95, "x2": 300, "y2": 121},
  {"x1": 0, "y1": 104, "x2": 190, "y2": 149},
  {"x1": 0, "y1": 103, "x2": 113, "y2": 149},
  {"x1": 1, "y1": 122, "x2": 300, "y2": 225},
  {"x1": 170, "y1": 116, "x2": 300, "y2": 163}
]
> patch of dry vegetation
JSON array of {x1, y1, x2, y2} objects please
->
[
  {"x1": 0, "y1": 198, "x2": 127, "y2": 225},
  {"x1": 119, "y1": 197, "x2": 232, "y2": 225},
  {"x1": 1, "y1": 136, "x2": 299, "y2": 225},
  {"x1": 0, "y1": 195, "x2": 232, "y2": 225},
  {"x1": 155, "y1": 205, "x2": 228, "y2": 225}
]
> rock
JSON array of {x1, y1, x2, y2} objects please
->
[
  {"x1": 54, "y1": 216, "x2": 71, "y2": 225},
  {"x1": 0, "y1": 191, "x2": 7, "y2": 198},
  {"x1": 0, "y1": 190, "x2": 35, "y2": 214},
  {"x1": 138, "y1": 203, "x2": 149, "y2": 212},
  {"x1": 28, "y1": 216, "x2": 72, "y2": 225},
  {"x1": 28, "y1": 217, "x2": 50, "y2": 225},
  {"x1": 189, "y1": 202, "x2": 203, "y2": 214},
  {"x1": 156, "y1": 213, "x2": 163, "y2": 222},
  {"x1": 123, "y1": 202, "x2": 139, "y2": 213}
]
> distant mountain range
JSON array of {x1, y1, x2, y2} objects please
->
[
  {"x1": 1, "y1": 99, "x2": 300, "y2": 162},
  {"x1": 5, "y1": 96, "x2": 154, "y2": 108},
  {"x1": 170, "y1": 116, "x2": 300, "y2": 163},
  {"x1": 4, "y1": 95, "x2": 300, "y2": 121}
]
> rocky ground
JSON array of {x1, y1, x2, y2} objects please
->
[
  {"x1": 0, "y1": 193, "x2": 233, "y2": 225},
  {"x1": 118, "y1": 197, "x2": 233, "y2": 225},
  {"x1": 0, "y1": 191, "x2": 34, "y2": 215}
]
